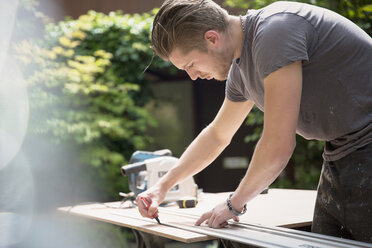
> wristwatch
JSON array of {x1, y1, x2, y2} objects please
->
[{"x1": 226, "y1": 193, "x2": 247, "y2": 216}]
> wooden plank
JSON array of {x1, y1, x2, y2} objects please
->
[
  {"x1": 58, "y1": 203, "x2": 213, "y2": 243},
  {"x1": 157, "y1": 189, "x2": 316, "y2": 228},
  {"x1": 58, "y1": 189, "x2": 317, "y2": 243}
]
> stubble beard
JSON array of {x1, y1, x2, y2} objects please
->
[{"x1": 211, "y1": 47, "x2": 235, "y2": 82}]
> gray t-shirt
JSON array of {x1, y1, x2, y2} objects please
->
[{"x1": 226, "y1": 1, "x2": 372, "y2": 161}]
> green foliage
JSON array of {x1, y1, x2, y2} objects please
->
[
  {"x1": 312, "y1": 0, "x2": 371, "y2": 35},
  {"x1": 244, "y1": 107, "x2": 323, "y2": 189},
  {"x1": 15, "y1": 10, "x2": 172, "y2": 200},
  {"x1": 225, "y1": 0, "x2": 275, "y2": 9},
  {"x1": 224, "y1": 0, "x2": 372, "y2": 35}
]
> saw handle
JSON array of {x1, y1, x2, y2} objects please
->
[{"x1": 121, "y1": 162, "x2": 146, "y2": 176}]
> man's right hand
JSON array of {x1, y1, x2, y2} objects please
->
[{"x1": 136, "y1": 185, "x2": 166, "y2": 219}]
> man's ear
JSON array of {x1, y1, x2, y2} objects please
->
[{"x1": 204, "y1": 30, "x2": 220, "y2": 47}]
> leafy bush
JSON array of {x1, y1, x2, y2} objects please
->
[
  {"x1": 16, "y1": 9, "x2": 172, "y2": 200},
  {"x1": 244, "y1": 107, "x2": 323, "y2": 189},
  {"x1": 224, "y1": 0, "x2": 372, "y2": 35}
]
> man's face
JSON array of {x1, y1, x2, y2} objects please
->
[{"x1": 169, "y1": 46, "x2": 233, "y2": 81}]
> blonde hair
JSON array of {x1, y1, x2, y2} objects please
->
[{"x1": 152, "y1": 0, "x2": 229, "y2": 60}]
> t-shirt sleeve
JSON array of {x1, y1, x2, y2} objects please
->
[
  {"x1": 225, "y1": 66, "x2": 249, "y2": 102},
  {"x1": 253, "y1": 13, "x2": 315, "y2": 78}
]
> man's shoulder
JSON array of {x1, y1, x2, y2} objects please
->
[{"x1": 256, "y1": 1, "x2": 324, "y2": 21}]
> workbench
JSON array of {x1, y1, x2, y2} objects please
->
[{"x1": 58, "y1": 189, "x2": 317, "y2": 246}]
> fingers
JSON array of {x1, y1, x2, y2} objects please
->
[
  {"x1": 148, "y1": 200, "x2": 159, "y2": 217},
  {"x1": 209, "y1": 216, "x2": 227, "y2": 229},
  {"x1": 136, "y1": 195, "x2": 159, "y2": 219},
  {"x1": 195, "y1": 211, "x2": 212, "y2": 226},
  {"x1": 136, "y1": 196, "x2": 149, "y2": 217},
  {"x1": 220, "y1": 221, "x2": 229, "y2": 228},
  {"x1": 208, "y1": 214, "x2": 217, "y2": 228},
  {"x1": 195, "y1": 211, "x2": 231, "y2": 229},
  {"x1": 233, "y1": 216, "x2": 240, "y2": 222}
]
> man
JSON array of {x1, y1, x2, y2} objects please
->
[{"x1": 137, "y1": 0, "x2": 372, "y2": 242}]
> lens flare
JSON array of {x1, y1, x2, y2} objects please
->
[
  {"x1": 0, "y1": 56, "x2": 29, "y2": 170},
  {"x1": 0, "y1": 152, "x2": 34, "y2": 247}
]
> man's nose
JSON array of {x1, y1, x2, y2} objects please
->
[{"x1": 186, "y1": 68, "x2": 199, "y2": 81}]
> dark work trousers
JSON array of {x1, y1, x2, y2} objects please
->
[{"x1": 312, "y1": 143, "x2": 372, "y2": 243}]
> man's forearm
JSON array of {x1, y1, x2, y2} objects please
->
[
  {"x1": 231, "y1": 135, "x2": 295, "y2": 209},
  {"x1": 157, "y1": 125, "x2": 230, "y2": 192}
]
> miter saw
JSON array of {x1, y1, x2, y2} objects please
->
[{"x1": 121, "y1": 150, "x2": 198, "y2": 205}]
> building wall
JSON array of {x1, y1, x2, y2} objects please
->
[{"x1": 38, "y1": 0, "x2": 228, "y2": 21}]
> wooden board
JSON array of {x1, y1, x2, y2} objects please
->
[
  {"x1": 170, "y1": 189, "x2": 317, "y2": 228},
  {"x1": 59, "y1": 203, "x2": 212, "y2": 243},
  {"x1": 58, "y1": 189, "x2": 317, "y2": 243}
]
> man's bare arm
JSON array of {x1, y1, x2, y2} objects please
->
[
  {"x1": 137, "y1": 98, "x2": 254, "y2": 218},
  {"x1": 195, "y1": 61, "x2": 302, "y2": 227},
  {"x1": 231, "y1": 61, "x2": 302, "y2": 210},
  {"x1": 161, "y1": 99, "x2": 254, "y2": 189}
]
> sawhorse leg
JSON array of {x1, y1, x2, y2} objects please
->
[{"x1": 132, "y1": 230, "x2": 169, "y2": 248}]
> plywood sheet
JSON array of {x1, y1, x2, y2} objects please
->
[
  {"x1": 59, "y1": 203, "x2": 213, "y2": 243},
  {"x1": 164, "y1": 189, "x2": 316, "y2": 228},
  {"x1": 58, "y1": 189, "x2": 317, "y2": 243}
]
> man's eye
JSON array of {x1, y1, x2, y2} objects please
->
[{"x1": 188, "y1": 64, "x2": 193, "y2": 69}]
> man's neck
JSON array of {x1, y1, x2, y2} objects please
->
[{"x1": 227, "y1": 15, "x2": 245, "y2": 60}]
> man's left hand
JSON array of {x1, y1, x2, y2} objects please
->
[{"x1": 194, "y1": 202, "x2": 240, "y2": 228}]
